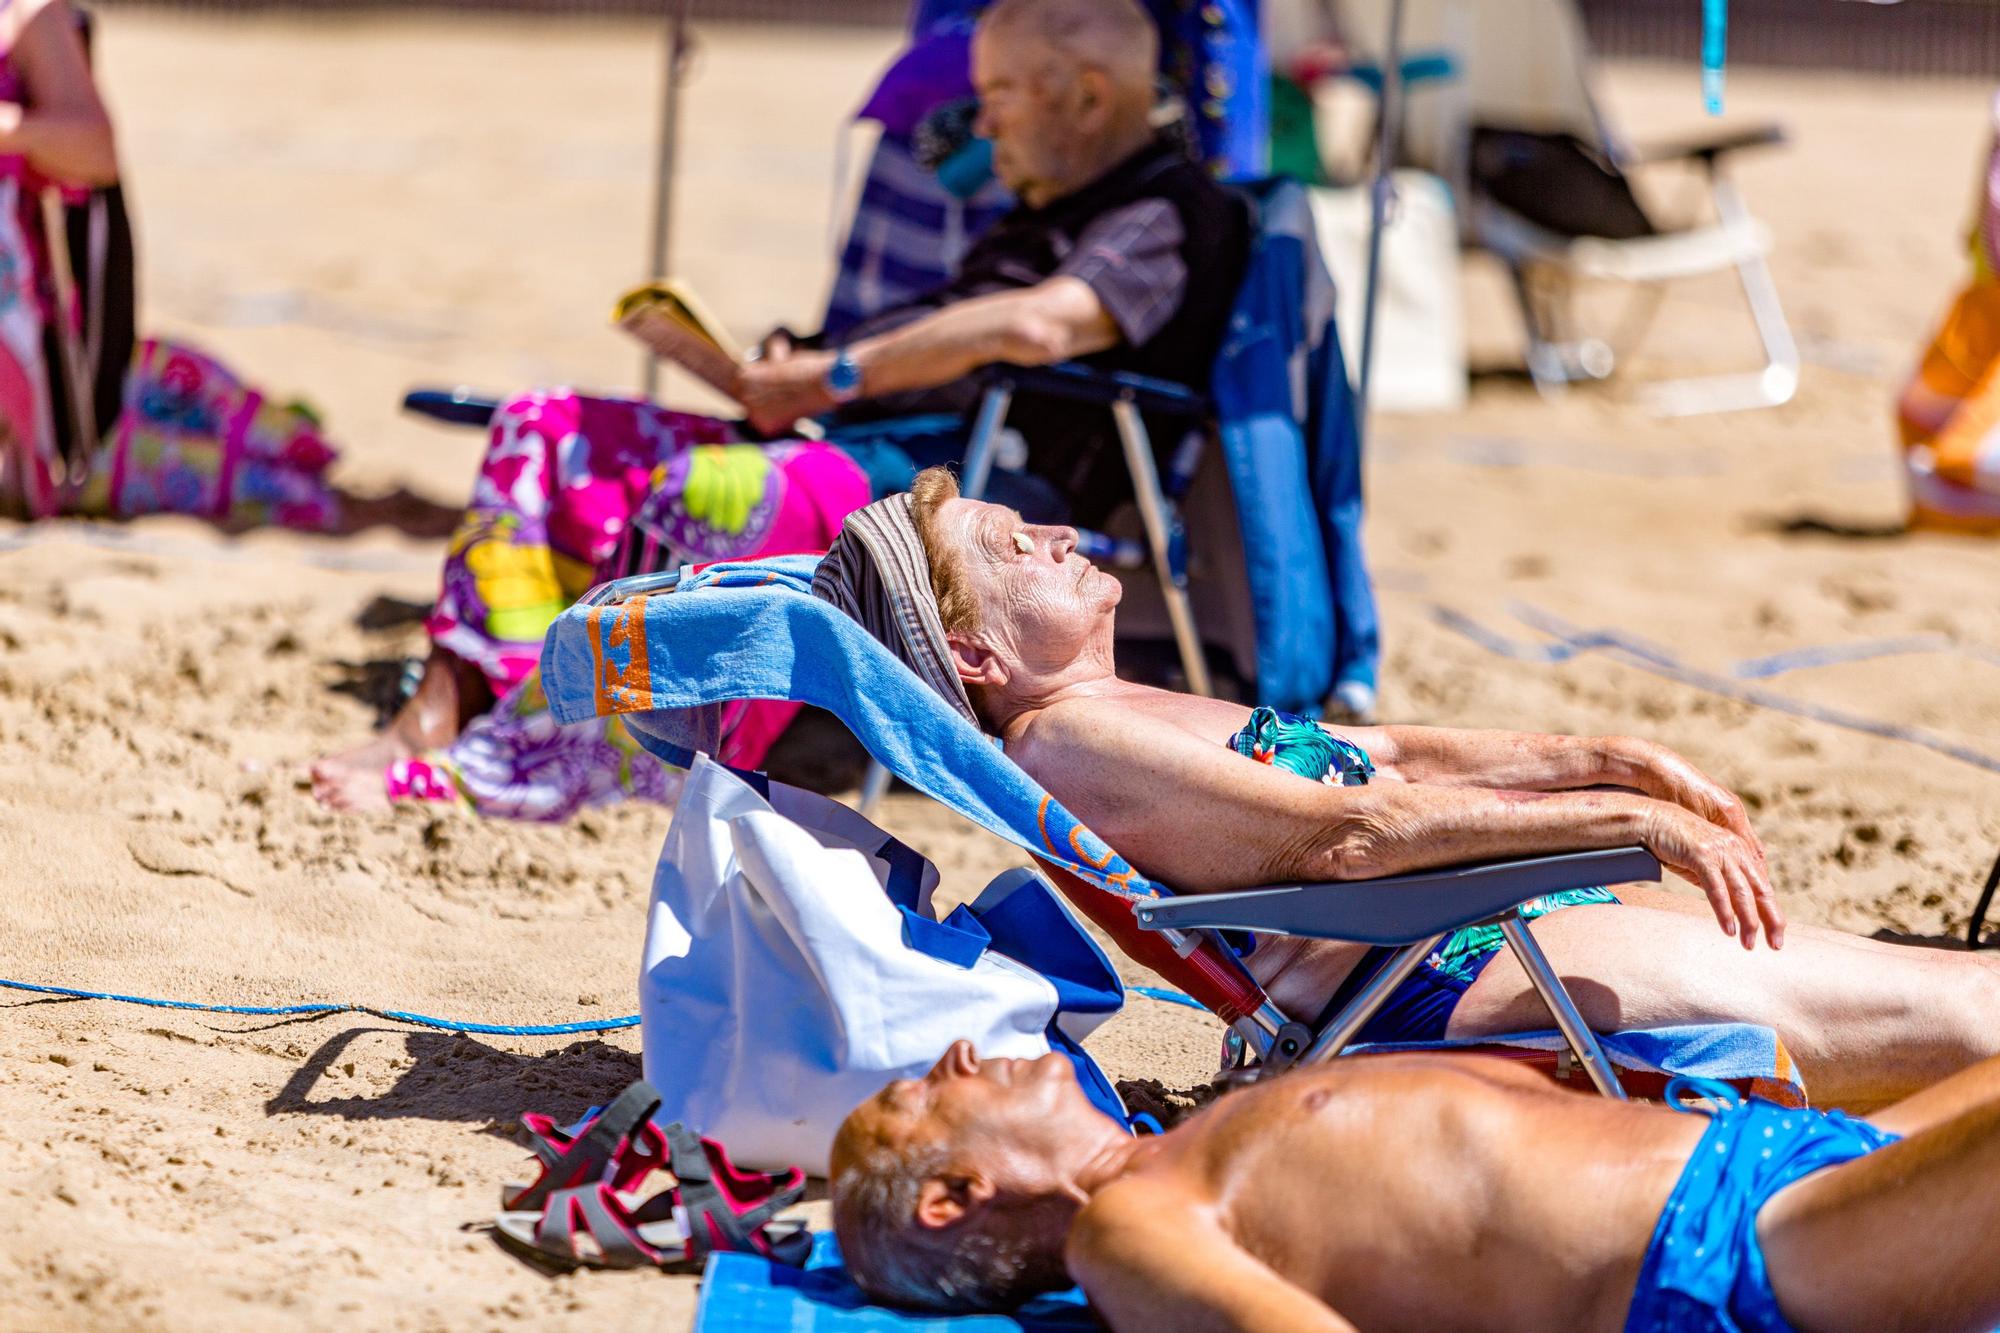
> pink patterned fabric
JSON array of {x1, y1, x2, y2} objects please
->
[{"x1": 396, "y1": 390, "x2": 872, "y2": 820}]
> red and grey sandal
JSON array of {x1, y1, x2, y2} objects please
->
[
  {"x1": 499, "y1": 1079, "x2": 668, "y2": 1213},
  {"x1": 495, "y1": 1087, "x2": 810, "y2": 1272}
]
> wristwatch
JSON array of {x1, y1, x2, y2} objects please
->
[{"x1": 824, "y1": 348, "x2": 865, "y2": 405}]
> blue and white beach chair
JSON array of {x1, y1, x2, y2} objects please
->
[{"x1": 541, "y1": 555, "x2": 1805, "y2": 1105}]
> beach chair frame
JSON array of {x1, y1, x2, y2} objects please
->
[
  {"x1": 1335, "y1": 0, "x2": 1800, "y2": 416},
  {"x1": 575, "y1": 566, "x2": 1650, "y2": 1100}
]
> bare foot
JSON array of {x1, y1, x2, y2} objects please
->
[
  {"x1": 312, "y1": 732, "x2": 412, "y2": 780},
  {"x1": 308, "y1": 646, "x2": 488, "y2": 811},
  {"x1": 311, "y1": 757, "x2": 394, "y2": 811}
]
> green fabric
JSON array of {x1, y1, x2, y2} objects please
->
[
  {"x1": 1429, "y1": 887, "x2": 1621, "y2": 983},
  {"x1": 1266, "y1": 75, "x2": 1327, "y2": 187},
  {"x1": 1228, "y1": 706, "x2": 1374, "y2": 785}
]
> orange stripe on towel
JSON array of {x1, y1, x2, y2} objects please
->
[{"x1": 588, "y1": 593, "x2": 654, "y2": 715}]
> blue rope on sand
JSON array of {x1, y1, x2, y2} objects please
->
[
  {"x1": 0, "y1": 977, "x2": 642, "y2": 1035},
  {"x1": 1131, "y1": 985, "x2": 1206, "y2": 1011},
  {"x1": 1428, "y1": 602, "x2": 2000, "y2": 778},
  {"x1": 0, "y1": 977, "x2": 1207, "y2": 1031}
]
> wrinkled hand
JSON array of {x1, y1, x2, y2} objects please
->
[
  {"x1": 1641, "y1": 803, "x2": 1785, "y2": 950},
  {"x1": 1629, "y1": 741, "x2": 1767, "y2": 871},
  {"x1": 736, "y1": 353, "x2": 833, "y2": 436}
]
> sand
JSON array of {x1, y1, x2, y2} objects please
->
[{"x1": 0, "y1": 9, "x2": 1996, "y2": 1328}]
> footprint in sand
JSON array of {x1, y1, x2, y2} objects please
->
[{"x1": 126, "y1": 829, "x2": 253, "y2": 898}]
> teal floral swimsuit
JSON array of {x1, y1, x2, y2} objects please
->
[{"x1": 1225, "y1": 707, "x2": 1619, "y2": 1041}]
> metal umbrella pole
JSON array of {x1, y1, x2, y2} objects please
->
[
  {"x1": 641, "y1": 0, "x2": 695, "y2": 401},
  {"x1": 1352, "y1": 0, "x2": 1404, "y2": 450}
]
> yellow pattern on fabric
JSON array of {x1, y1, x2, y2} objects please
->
[{"x1": 680, "y1": 445, "x2": 773, "y2": 536}]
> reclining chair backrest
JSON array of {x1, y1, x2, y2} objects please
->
[
  {"x1": 540, "y1": 556, "x2": 1276, "y2": 1029},
  {"x1": 1333, "y1": 0, "x2": 1615, "y2": 178}
]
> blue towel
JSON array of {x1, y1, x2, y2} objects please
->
[
  {"x1": 540, "y1": 557, "x2": 1169, "y2": 908},
  {"x1": 695, "y1": 1233, "x2": 1094, "y2": 1333},
  {"x1": 1352, "y1": 1023, "x2": 1805, "y2": 1103}
]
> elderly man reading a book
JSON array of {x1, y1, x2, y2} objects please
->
[{"x1": 311, "y1": 0, "x2": 1247, "y2": 809}]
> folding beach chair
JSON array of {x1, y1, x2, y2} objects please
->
[
  {"x1": 540, "y1": 555, "x2": 1805, "y2": 1104},
  {"x1": 950, "y1": 176, "x2": 1378, "y2": 722},
  {"x1": 1334, "y1": 0, "x2": 1798, "y2": 416}
]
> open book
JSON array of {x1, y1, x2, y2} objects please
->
[{"x1": 613, "y1": 280, "x2": 743, "y2": 400}]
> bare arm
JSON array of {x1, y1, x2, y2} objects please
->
[
  {"x1": 734, "y1": 276, "x2": 1117, "y2": 434},
  {"x1": 1351, "y1": 725, "x2": 1638, "y2": 788},
  {"x1": 0, "y1": 1, "x2": 116, "y2": 186},
  {"x1": 1350, "y1": 726, "x2": 1766, "y2": 863},
  {"x1": 845, "y1": 276, "x2": 1118, "y2": 396},
  {"x1": 1068, "y1": 1186, "x2": 1357, "y2": 1333},
  {"x1": 1020, "y1": 702, "x2": 1783, "y2": 947}
]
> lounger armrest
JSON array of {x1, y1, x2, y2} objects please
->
[
  {"x1": 1624, "y1": 123, "x2": 1786, "y2": 168},
  {"x1": 1131, "y1": 847, "x2": 1661, "y2": 945},
  {"x1": 402, "y1": 388, "x2": 503, "y2": 428},
  {"x1": 981, "y1": 362, "x2": 1210, "y2": 419}
]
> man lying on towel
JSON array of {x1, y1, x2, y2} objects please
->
[
  {"x1": 832, "y1": 1040, "x2": 2000, "y2": 1330},
  {"x1": 811, "y1": 474, "x2": 2000, "y2": 1111}
]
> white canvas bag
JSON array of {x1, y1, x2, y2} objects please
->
[
  {"x1": 639, "y1": 753, "x2": 1121, "y2": 1174},
  {"x1": 1309, "y1": 171, "x2": 1468, "y2": 412}
]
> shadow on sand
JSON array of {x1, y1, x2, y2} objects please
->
[{"x1": 266, "y1": 1027, "x2": 642, "y2": 1137}]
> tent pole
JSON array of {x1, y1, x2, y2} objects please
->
[
  {"x1": 642, "y1": 0, "x2": 694, "y2": 401},
  {"x1": 1354, "y1": 0, "x2": 1403, "y2": 450}
]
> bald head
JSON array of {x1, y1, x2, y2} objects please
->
[
  {"x1": 972, "y1": 0, "x2": 1160, "y2": 205},
  {"x1": 980, "y1": 0, "x2": 1157, "y2": 96}
]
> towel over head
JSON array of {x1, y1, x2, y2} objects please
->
[{"x1": 811, "y1": 492, "x2": 980, "y2": 728}]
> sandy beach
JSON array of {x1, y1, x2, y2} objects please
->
[{"x1": 1, "y1": 9, "x2": 1997, "y2": 1328}]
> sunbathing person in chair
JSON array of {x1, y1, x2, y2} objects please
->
[
  {"x1": 811, "y1": 473, "x2": 2000, "y2": 1110},
  {"x1": 311, "y1": 0, "x2": 1248, "y2": 808},
  {"x1": 832, "y1": 1038, "x2": 2000, "y2": 1329}
]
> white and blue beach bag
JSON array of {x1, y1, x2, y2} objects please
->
[{"x1": 638, "y1": 753, "x2": 1128, "y2": 1174}]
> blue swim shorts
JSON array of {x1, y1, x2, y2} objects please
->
[{"x1": 1624, "y1": 1079, "x2": 1901, "y2": 1332}]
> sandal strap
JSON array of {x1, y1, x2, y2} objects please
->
[
  {"x1": 661, "y1": 1123, "x2": 808, "y2": 1262},
  {"x1": 505, "y1": 1080, "x2": 664, "y2": 1213},
  {"x1": 517, "y1": 1113, "x2": 570, "y2": 1170},
  {"x1": 537, "y1": 1183, "x2": 682, "y2": 1268},
  {"x1": 663, "y1": 1120, "x2": 712, "y2": 1187},
  {"x1": 575, "y1": 1081, "x2": 665, "y2": 1166}
]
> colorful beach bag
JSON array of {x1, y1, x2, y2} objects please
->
[{"x1": 76, "y1": 337, "x2": 340, "y2": 530}]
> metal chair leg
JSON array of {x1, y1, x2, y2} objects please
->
[
  {"x1": 959, "y1": 383, "x2": 1014, "y2": 501},
  {"x1": 1512, "y1": 261, "x2": 1612, "y2": 398},
  {"x1": 1640, "y1": 172, "x2": 1800, "y2": 418},
  {"x1": 1111, "y1": 396, "x2": 1211, "y2": 697},
  {"x1": 1497, "y1": 916, "x2": 1626, "y2": 1099},
  {"x1": 1298, "y1": 934, "x2": 1445, "y2": 1067},
  {"x1": 856, "y1": 759, "x2": 894, "y2": 817}
]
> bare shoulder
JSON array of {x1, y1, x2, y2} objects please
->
[
  {"x1": 1068, "y1": 1171, "x2": 1211, "y2": 1268},
  {"x1": 1009, "y1": 695, "x2": 1159, "y2": 770},
  {"x1": 1015, "y1": 689, "x2": 1233, "y2": 759}
]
